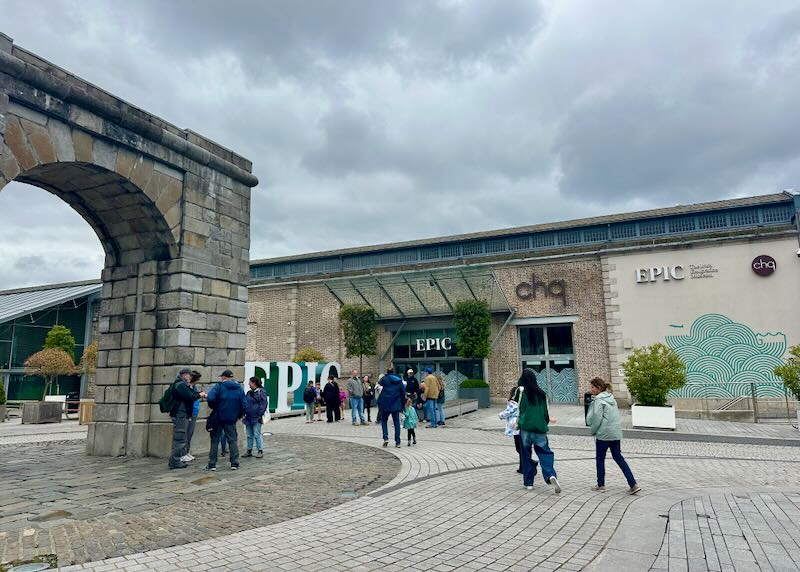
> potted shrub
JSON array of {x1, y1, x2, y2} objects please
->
[
  {"x1": 23, "y1": 347, "x2": 76, "y2": 424},
  {"x1": 459, "y1": 379, "x2": 490, "y2": 408},
  {"x1": 774, "y1": 345, "x2": 800, "y2": 430},
  {"x1": 622, "y1": 343, "x2": 686, "y2": 430},
  {"x1": 0, "y1": 380, "x2": 6, "y2": 423}
]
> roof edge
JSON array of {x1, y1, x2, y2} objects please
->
[{"x1": 0, "y1": 278, "x2": 101, "y2": 297}]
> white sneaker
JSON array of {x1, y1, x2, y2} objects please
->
[
  {"x1": 526, "y1": 486, "x2": 534, "y2": 490},
  {"x1": 185, "y1": 454, "x2": 194, "y2": 461},
  {"x1": 549, "y1": 477, "x2": 561, "y2": 494},
  {"x1": 179, "y1": 454, "x2": 192, "y2": 463}
]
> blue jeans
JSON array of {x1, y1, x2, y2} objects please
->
[
  {"x1": 436, "y1": 400, "x2": 445, "y2": 424},
  {"x1": 596, "y1": 440, "x2": 636, "y2": 487},
  {"x1": 424, "y1": 400, "x2": 437, "y2": 428},
  {"x1": 350, "y1": 396, "x2": 365, "y2": 423},
  {"x1": 520, "y1": 430, "x2": 556, "y2": 487},
  {"x1": 381, "y1": 410, "x2": 401, "y2": 445},
  {"x1": 246, "y1": 422, "x2": 263, "y2": 451}
]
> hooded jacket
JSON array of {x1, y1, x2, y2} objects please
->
[
  {"x1": 207, "y1": 379, "x2": 247, "y2": 425},
  {"x1": 377, "y1": 374, "x2": 406, "y2": 413},
  {"x1": 170, "y1": 376, "x2": 200, "y2": 418},
  {"x1": 244, "y1": 386, "x2": 268, "y2": 425},
  {"x1": 322, "y1": 380, "x2": 340, "y2": 405},
  {"x1": 586, "y1": 391, "x2": 623, "y2": 441}
]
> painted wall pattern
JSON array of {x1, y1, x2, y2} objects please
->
[
  {"x1": 545, "y1": 368, "x2": 579, "y2": 403},
  {"x1": 665, "y1": 314, "x2": 787, "y2": 398}
]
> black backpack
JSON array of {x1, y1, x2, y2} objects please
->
[
  {"x1": 159, "y1": 381, "x2": 178, "y2": 414},
  {"x1": 303, "y1": 387, "x2": 316, "y2": 404}
]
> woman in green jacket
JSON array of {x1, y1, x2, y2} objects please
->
[
  {"x1": 517, "y1": 369, "x2": 561, "y2": 493},
  {"x1": 586, "y1": 378, "x2": 640, "y2": 494}
]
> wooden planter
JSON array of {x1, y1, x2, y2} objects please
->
[{"x1": 22, "y1": 401, "x2": 63, "y2": 424}]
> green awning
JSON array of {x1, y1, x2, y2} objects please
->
[{"x1": 325, "y1": 268, "x2": 510, "y2": 320}]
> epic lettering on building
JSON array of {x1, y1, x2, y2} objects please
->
[
  {"x1": 245, "y1": 361, "x2": 342, "y2": 414},
  {"x1": 635, "y1": 265, "x2": 685, "y2": 283},
  {"x1": 515, "y1": 275, "x2": 567, "y2": 306},
  {"x1": 415, "y1": 337, "x2": 452, "y2": 352},
  {"x1": 751, "y1": 255, "x2": 776, "y2": 277}
]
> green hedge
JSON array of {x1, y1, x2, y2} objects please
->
[{"x1": 459, "y1": 379, "x2": 489, "y2": 389}]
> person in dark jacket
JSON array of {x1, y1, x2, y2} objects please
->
[
  {"x1": 322, "y1": 375, "x2": 341, "y2": 423},
  {"x1": 362, "y1": 375, "x2": 374, "y2": 422},
  {"x1": 243, "y1": 377, "x2": 268, "y2": 459},
  {"x1": 180, "y1": 370, "x2": 203, "y2": 463},
  {"x1": 404, "y1": 369, "x2": 420, "y2": 400},
  {"x1": 169, "y1": 368, "x2": 204, "y2": 469},
  {"x1": 303, "y1": 381, "x2": 317, "y2": 423},
  {"x1": 205, "y1": 370, "x2": 247, "y2": 471},
  {"x1": 378, "y1": 367, "x2": 406, "y2": 448},
  {"x1": 517, "y1": 369, "x2": 560, "y2": 493}
]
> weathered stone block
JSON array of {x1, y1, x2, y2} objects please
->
[
  {"x1": 155, "y1": 328, "x2": 191, "y2": 347},
  {"x1": 21, "y1": 402, "x2": 63, "y2": 424},
  {"x1": 160, "y1": 273, "x2": 203, "y2": 293}
]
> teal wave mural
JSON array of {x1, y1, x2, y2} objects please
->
[
  {"x1": 545, "y1": 368, "x2": 578, "y2": 404},
  {"x1": 665, "y1": 314, "x2": 787, "y2": 398}
]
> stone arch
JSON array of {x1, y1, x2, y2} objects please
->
[{"x1": 1, "y1": 36, "x2": 258, "y2": 459}]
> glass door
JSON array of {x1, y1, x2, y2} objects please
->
[{"x1": 519, "y1": 324, "x2": 578, "y2": 404}]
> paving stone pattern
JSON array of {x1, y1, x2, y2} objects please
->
[
  {"x1": 652, "y1": 493, "x2": 800, "y2": 572},
  {"x1": 49, "y1": 411, "x2": 800, "y2": 572},
  {"x1": 0, "y1": 435, "x2": 399, "y2": 568}
]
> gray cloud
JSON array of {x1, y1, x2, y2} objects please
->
[{"x1": 1, "y1": 0, "x2": 800, "y2": 289}]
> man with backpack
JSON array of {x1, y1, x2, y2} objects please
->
[
  {"x1": 166, "y1": 368, "x2": 205, "y2": 470},
  {"x1": 206, "y1": 370, "x2": 247, "y2": 471}
]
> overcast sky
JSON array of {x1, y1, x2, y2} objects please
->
[{"x1": 2, "y1": 1, "x2": 800, "y2": 289}]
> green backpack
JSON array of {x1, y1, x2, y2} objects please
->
[{"x1": 159, "y1": 381, "x2": 178, "y2": 414}]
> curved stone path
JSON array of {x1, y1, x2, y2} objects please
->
[{"x1": 53, "y1": 410, "x2": 800, "y2": 571}]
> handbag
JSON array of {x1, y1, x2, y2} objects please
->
[{"x1": 205, "y1": 410, "x2": 219, "y2": 433}]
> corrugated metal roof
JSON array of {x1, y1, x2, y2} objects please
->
[{"x1": 0, "y1": 280, "x2": 101, "y2": 324}]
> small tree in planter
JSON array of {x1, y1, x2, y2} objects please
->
[
  {"x1": 622, "y1": 343, "x2": 686, "y2": 429},
  {"x1": 339, "y1": 304, "x2": 377, "y2": 375},
  {"x1": 23, "y1": 348, "x2": 76, "y2": 424},
  {"x1": 774, "y1": 345, "x2": 800, "y2": 429},
  {"x1": 453, "y1": 300, "x2": 491, "y2": 402},
  {"x1": 44, "y1": 324, "x2": 76, "y2": 362}
]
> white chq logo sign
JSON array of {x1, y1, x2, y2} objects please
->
[{"x1": 415, "y1": 337, "x2": 452, "y2": 352}]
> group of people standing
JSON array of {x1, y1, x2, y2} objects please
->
[
  {"x1": 500, "y1": 369, "x2": 641, "y2": 494},
  {"x1": 166, "y1": 368, "x2": 269, "y2": 471}
]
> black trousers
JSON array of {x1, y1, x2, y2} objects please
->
[
  {"x1": 364, "y1": 399, "x2": 372, "y2": 421},
  {"x1": 325, "y1": 400, "x2": 341, "y2": 422},
  {"x1": 407, "y1": 428, "x2": 416, "y2": 442}
]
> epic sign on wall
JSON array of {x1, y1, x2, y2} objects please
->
[{"x1": 245, "y1": 361, "x2": 341, "y2": 414}]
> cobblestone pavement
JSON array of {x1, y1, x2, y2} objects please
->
[
  {"x1": 45, "y1": 411, "x2": 800, "y2": 572},
  {"x1": 0, "y1": 434, "x2": 399, "y2": 568},
  {"x1": 651, "y1": 493, "x2": 800, "y2": 572}
]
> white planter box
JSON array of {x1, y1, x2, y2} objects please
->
[{"x1": 631, "y1": 404, "x2": 676, "y2": 430}]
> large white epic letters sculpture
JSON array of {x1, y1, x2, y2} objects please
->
[{"x1": 245, "y1": 361, "x2": 342, "y2": 414}]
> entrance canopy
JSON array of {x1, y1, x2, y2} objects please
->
[{"x1": 325, "y1": 268, "x2": 511, "y2": 320}]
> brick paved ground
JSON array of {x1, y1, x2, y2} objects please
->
[
  {"x1": 0, "y1": 434, "x2": 399, "y2": 568},
  {"x1": 34, "y1": 410, "x2": 798, "y2": 572}
]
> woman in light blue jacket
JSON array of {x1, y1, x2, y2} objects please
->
[{"x1": 586, "y1": 378, "x2": 640, "y2": 494}]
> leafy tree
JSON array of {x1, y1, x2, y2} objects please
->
[
  {"x1": 622, "y1": 343, "x2": 686, "y2": 407},
  {"x1": 774, "y1": 345, "x2": 800, "y2": 402},
  {"x1": 453, "y1": 300, "x2": 492, "y2": 359},
  {"x1": 293, "y1": 347, "x2": 326, "y2": 363},
  {"x1": 78, "y1": 341, "x2": 98, "y2": 375},
  {"x1": 338, "y1": 304, "x2": 377, "y2": 374},
  {"x1": 25, "y1": 348, "x2": 76, "y2": 399},
  {"x1": 44, "y1": 325, "x2": 76, "y2": 362}
]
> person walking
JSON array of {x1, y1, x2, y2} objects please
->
[
  {"x1": 422, "y1": 368, "x2": 439, "y2": 428},
  {"x1": 517, "y1": 368, "x2": 561, "y2": 493},
  {"x1": 338, "y1": 385, "x2": 347, "y2": 421},
  {"x1": 362, "y1": 375, "x2": 374, "y2": 422},
  {"x1": 586, "y1": 378, "x2": 641, "y2": 494},
  {"x1": 404, "y1": 369, "x2": 420, "y2": 401},
  {"x1": 206, "y1": 370, "x2": 247, "y2": 471},
  {"x1": 402, "y1": 397, "x2": 418, "y2": 446},
  {"x1": 243, "y1": 376, "x2": 268, "y2": 459},
  {"x1": 499, "y1": 386, "x2": 531, "y2": 475},
  {"x1": 322, "y1": 375, "x2": 341, "y2": 423},
  {"x1": 303, "y1": 380, "x2": 317, "y2": 423},
  {"x1": 168, "y1": 368, "x2": 205, "y2": 469},
  {"x1": 435, "y1": 372, "x2": 446, "y2": 426},
  {"x1": 180, "y1": 370, "x2": 203, "y2": 463},
  {"x1": 346, "y1": 370, "x2": 367, "y2": 425},
  {"x1": 378, "y1": 368, "x2": 406, "y2": 448}
]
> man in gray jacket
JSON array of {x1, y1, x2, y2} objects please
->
[{"x1": 345, "y1": 370, "x2": 367, "y2": 426}]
